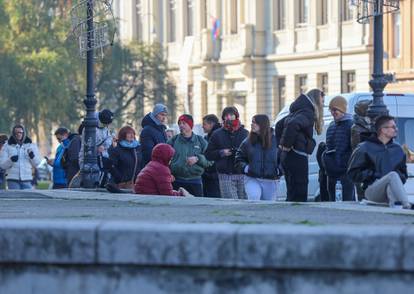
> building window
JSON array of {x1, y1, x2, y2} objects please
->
[
  {"x1": 341, "y1": 0, "x2": 353, "y2": 21},
  {"x1": 318, "y1": 73, "x2": 329, "y2": 95},
  {"x1": 135, "y1": 0, "x2": 143, "y2": 41},
  {"x1": 168, "y1": 0, "x2": 176, "y2": 42},
  {"x1": 230, "y1": 0, "x2": 238, "y2": 34},
  {"x1": 318, "y1": 0, "x2": 328, "y2": 25},
  {"x1": 297, "y1": 0, "x2": 309, "y2": 26},
  {"x1": 296, "y1": 74, "x2": 308, "y2": 96},
  {"x1": 274, "y1": 76, "x2": 286, "y2": 113},
  {"x1": 342, "y1": 71, "x2": 356, "y2": 93},
  {"x1": 186, "y1": 0, "x2": 194, "y2": 36},
  {"x1": 393, "y1": 11, "x2": 401, "y2": 58},
  {"x1": 274, "y1": 0, "x2": 286, "y2": 30}
]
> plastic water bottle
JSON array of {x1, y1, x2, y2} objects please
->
[{"x1": 335, "y1": 180, "x2": 343, "y2": 202}]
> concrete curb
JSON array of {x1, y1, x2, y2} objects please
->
[
  {"x1": 4, "y1": 190, "x2": 414, "y2": 216},
  {"x1": 1, "y1": 219, "x2": 413, "y2": 272}
]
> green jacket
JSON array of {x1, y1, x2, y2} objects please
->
[{"x1": 168, "y1": 133, "x2": 211, "y2": 180}]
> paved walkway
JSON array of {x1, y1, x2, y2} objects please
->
[{"x1": 1, "y1": 190, "x2": 413, "y2": 225}]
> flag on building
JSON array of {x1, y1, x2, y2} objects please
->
[{"x1": 211, "y1": 17, "x2": 220, "y2": 41}]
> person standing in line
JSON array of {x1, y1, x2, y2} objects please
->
[
  {"x1": 316, "y1": 142, "x2": 330, "y2": 202},
  {"x1": 322, "y1": 96, "x2": 354, "y2": 201},
  {"x1": 350, "y1": 99, "x2": 372, "y2": 201},
  {"x1": 78, "y1": 109, "x2": 114, "y2": 187},
  {"x1": 202, "y1": 114, "x2": 221, "y2": 198},
  {"x1": 205, "y1": 107, "x2": 249, "y2": 199},
  {"x1": 0, "y1": 125, "x2": 41, "y2": 190},
  {"x1": 276, "y1": 89, "x2": 324, "y2": 202},
  {"x1": 60, "y1": 130, "x2": 82, "y2": 185},
  {"x1": 348, "y1": 115, "x2": 411, "y2": 209},
  {"x1": 235, "y1": 114, "x2": 280, "y2": 200},
  {"x1": 108, "y1": 126, "x2": 142, "y2": 190},
  {"x1": 351, "y1": 99, "x2": 372, "y2": 150},
  {"x1": 168, "y1": 114, "x2": 210, "y2": 197},
  {"x1": 140, "y1": 104, "x2": 168, "y2": 166},
  {"x1": 49, "y1": 127, "x2": 73, "y2": 189}
]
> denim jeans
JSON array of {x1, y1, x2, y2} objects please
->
[
  {"x1": 7, "y1": 180, "x2": 33, "y2": 190},
  {"x1": 244, "y1": 176, "x2": 277, "y2": 201}
]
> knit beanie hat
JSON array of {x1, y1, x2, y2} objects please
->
[
  {"x1": 98, "y1": 109, "x2": 114, "y2": 125},
  {"x1": 329, "y1": 96, "x2": 347, "y2": 113},
  {"x1": 152, "y1": 104, "x2": 168, "y2": 117},
  {"x1": 178, "y1": 114, "x2": 194, "y2": 129}
]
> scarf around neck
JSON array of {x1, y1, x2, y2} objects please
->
[
  {"x1": 119, "y1": 140, "x2": 139, "y2": 148},
  {"x1": 223, "y1": 119, "x2": 241, "y2": 133}
]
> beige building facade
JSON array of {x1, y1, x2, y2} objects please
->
[
  {"x1": 384, "y1": 0, "x2": 414, "y2": 92},
  {"x1": 115, "y1": 0, "x2": 373, "y2": 123}
]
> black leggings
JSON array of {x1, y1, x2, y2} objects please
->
[{"x1": 282, "y1": 150, "x2": 308, "y2": 202}]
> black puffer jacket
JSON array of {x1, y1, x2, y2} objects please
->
[
  {"x1": 205, "y1": 126, "x2": 249, "y2": 174},
  {"x1": 109, "y1": 144, "x2": 143, "y2": 184},
  {"x1": 324, "y1": 114, "x2": 353, "y2": 176},
  {"x1": 276, "y1": 94, "x2": 315, "y2": 154},
  {"x1": 235, "y1": 133, "x2": 280, "y2": 180},
  {"x1": 347, "y1": 136, "x2": 407, "y2": 190}
]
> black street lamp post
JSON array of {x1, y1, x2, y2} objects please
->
[
  {"x1": 354, "y1": 0, "x2": 400, "y2": 122},
  {"x1": 81, "y1": 0, "x2": 100, "y2": 188},
  {"x1": 70, "y1": 0, "x2": 115, "y2": 188},
  {"x1": 367, "y1": 1, "x2": 389, "y2": 120}
]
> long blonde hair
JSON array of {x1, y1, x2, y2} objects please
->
[{"x1": 306, "y1": 89, "x2": 324, "y2": 135}]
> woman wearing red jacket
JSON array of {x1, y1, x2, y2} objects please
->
[{"x1": 134, "y1": 143, "x2": 189, "y2": 196}]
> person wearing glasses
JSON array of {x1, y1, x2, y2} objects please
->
[
  {"x1": 348, "y1": 115, "x2": 411, "y2": 209},
  {"x1": 0, "y1": 125, "x2": 41, "y2": 190},
  {"x1": 322, "y1": 96, "x2": 354, "y2": 201}
]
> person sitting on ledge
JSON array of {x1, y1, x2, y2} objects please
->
[
  {"x1": 134, "y1": 143, "x2": 191, "y2": 197},
  {"x1": 347, "y1": 115, "x2": 412, "y2": 209}
]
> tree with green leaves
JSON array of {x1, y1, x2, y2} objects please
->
[
  {"x1": 0, "y1": 0, "x2": 177, "y2": 141},
  {"x1": 95, "y1": 42, "x2": 177, "y2": 129}
]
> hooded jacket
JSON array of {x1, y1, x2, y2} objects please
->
[
  {"x1": 351, "y1": 100, "x2": 372, "y2": 150},
  {"x1": 140, "y1": 113, "x2": 167, "y2": 166},
  {"x1": 134, "y1": 143, "x2": 182, "y2": 196},
  {"x1": 347, "y1": 135, "x2": 407, "y2": 190},
  {"x1": 0, "y1": 126, "x2": 41, "y2": 181},
  {"x1": 275, "y1": 94, "x2": 316, "y2": 154}
]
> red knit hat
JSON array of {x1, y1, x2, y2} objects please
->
[{"x1": 178, "y1": 114, "x2": 194, "y2": 129}]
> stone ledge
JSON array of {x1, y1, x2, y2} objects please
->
[{"x1": 0, "y1": 220, "x2": 413, "y2": 272}]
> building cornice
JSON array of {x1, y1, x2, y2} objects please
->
[{"x1": 266, "y1": 46, "x2": 371, "y2": 62}]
